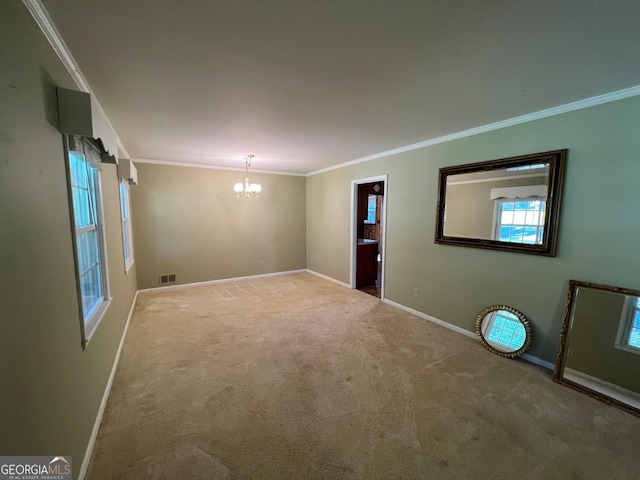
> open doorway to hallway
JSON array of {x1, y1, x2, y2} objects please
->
[{"x1": 351, "y1": 176, "x2": 387, "y2": 299}]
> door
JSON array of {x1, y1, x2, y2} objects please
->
[{"x1": 351, "y1": 176, "x2": 387, "y2": 299}]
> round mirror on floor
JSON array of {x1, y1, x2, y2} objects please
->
[{"x1": 476, "y1": 305, "x2": 532, "y2": 358}]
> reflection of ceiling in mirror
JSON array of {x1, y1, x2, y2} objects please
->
[{"x1": 447, "y1": 164, "x2": 550, "y2": 185}]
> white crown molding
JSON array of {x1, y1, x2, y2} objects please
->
[
  {"x1": 23, "y1": 0, "x2": 640, "y2": 177},
  {"x1": 22, "y1": 0, "x2": 132, "y2": 159},
  {"x1": 131, "y1": 158, "x2": 306, "y2": 177},
  {"x1": 306, "y1": 84, "x2": 640, "y2": 177},
  {"x1": 21, "y1": 0, "x2": 89, "y2": 90}
]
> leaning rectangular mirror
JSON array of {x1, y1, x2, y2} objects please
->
[
  {"x1": 435, "y1": 149, "x2": 567, "y2": 256},
  {"x1": 554, "y1": 280, "x2": 640, "y2": 417}
]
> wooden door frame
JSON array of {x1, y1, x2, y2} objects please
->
[{"x1": 350, "y1": 175, "x2": 388, "y2": 299}]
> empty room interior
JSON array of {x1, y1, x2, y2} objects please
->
[{"x1": 2, "y1": 0, "x2": 640, "y2": 478}]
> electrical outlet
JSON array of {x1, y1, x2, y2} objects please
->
[{"x1": 413, "y1": 288, "x2": 419, "y2": 297}]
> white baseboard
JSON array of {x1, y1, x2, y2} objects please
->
[
  {"x1": 302, "y1": 275, "x2": 554, "y2": 370},
  {"x1": 137, "y1": 269, "x2": 308, "y2": 294},
  {"x1": 383, "y1": 298, "x2": 477, "y2": 339},
  {"x1": 142, "y1": 270, "x2": 556, "y2": 370},
  {"x1": 382, "y1": 298, "x2": 554, "y2": 371},
  {"x1": 78, "y1": 270, "x2": 558, "y2": 480},
  {"x1": 521, "y1": 353, "x2": 555, "y2": 370},
  {"x1": 564, "y1": 368, "x2": 640, "y2": 409},
  {"x1": 305, "y1": 269, "x2": 351, "y2": 288},
  {"x1": 78, "y1": 290, "x2": 138, "y2": 480}
]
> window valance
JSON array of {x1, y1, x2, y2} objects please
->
[
  {"x1": 56, "y1": 87, "x2": 118, "y2": 162},
  {"x1": 490, "y1": 185, "x2": 547, "y2": 200}
]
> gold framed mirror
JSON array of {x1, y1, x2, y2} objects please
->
[
  {"x1": 476, "y1": 305, "x2": 532, "y2": 358},
  {"x1": 554, "y1": 280, "x2": 640, "y2": 417},
  {"x1": 435, "y1": 149, "x2": 567, "y2": 256}
]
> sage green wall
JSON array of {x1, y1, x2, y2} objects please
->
[
  {"x1": 0, "y1": 3, "x2": 138, "y2": 478},
  {"x1": 445, "y1": 176, "x2": 544, "y2": 239},
  {"x1": 566, "y1": 288, "x2": 640, "y2": 392},
  {"x1": 307, "y1": 95, "x2": 640, "y2": 363},
  {"x1": 131, "y1": 163, "x2": 306, "y2": 289}
]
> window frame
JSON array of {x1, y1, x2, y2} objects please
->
[
  {"x1": 492, "y1": 196, "x2": 546, "y2": 245},
  {"x1": 615, "y1": 296, "x2": 640, "y2": 355},
  {"x1": 364, "y1": 194, "x2": 377, "y2": 225},
  {"x1": 65, "y1": 135, "x2": 111, "y2": 348},
  {"x1": 482, "y1": 310, "x2": 528, "y2": 353},
  {"x1": 119, "y1": 181, "x2": 135, "y2": 272}
]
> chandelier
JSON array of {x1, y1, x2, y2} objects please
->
[{"x1": 233, "y1": 154, "x2": 261, "y2": 199}]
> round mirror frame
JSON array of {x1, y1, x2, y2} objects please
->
[{"x1": 475, "y1": 305, "x2": 533, "y2": 358}]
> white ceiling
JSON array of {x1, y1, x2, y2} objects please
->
[{"x1": 40, "y1": 0, "x2": 640, "y2": 174}]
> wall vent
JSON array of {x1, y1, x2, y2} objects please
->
[{"x1": 159, "y1": 273, "x2": 177, "y2": 285}]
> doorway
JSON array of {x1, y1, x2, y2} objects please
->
[{"x1": 351, "y1": 176, "x2": 387, "y2": 299}]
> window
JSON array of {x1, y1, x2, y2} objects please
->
[
  {"x1": 119, "y1": 182, "x2": 134, "y2": 271},
  {"x1": 494, "y1": 197, "x2": 545, "y2": 244},
  {"x1": 364, "y1": 195, "x2": 377, "y2": 224},
  {"x1": 67, "y1": 136, "x2": 110, "y2": 345},
  {"x1": 616, "y1": 296, "x2": 640, "y2": 353}
]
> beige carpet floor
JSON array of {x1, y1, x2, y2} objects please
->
[{"x1": 88, "y1": 272, "x2": 640, "y2": 479}]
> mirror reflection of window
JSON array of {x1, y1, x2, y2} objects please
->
[
  {"x1": 630, "y1": 298, "x2": 640, "y2": 348},
  {"x1": 494, "y1": 197, "x2": 546, "y2": 244},
  {"x1": 617, "y1": 296, "x2": 640, "y2": 352},
  {"x1": 436, "y1": 150, "x2": 566, "y2": 256},
  {"x1": 482, "y1": 311, "x2": 527, "y2": 351},
  {"x1": 557, "y1": 281, "x2": 640, "y2": 413},
  {"x1": 364, "y1": 194, "x2": 377, "y2": 224},
  {"x1": 443, "y1": 164, "x2": 549, "y2": 242}
]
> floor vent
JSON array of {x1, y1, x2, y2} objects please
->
[{"x1": 159, "y1": 273, "x2": 177, "y2": 285}]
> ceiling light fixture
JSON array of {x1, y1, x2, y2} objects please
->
[{"x1": 234, "y1": 154, "x2": 261, "y2": 199}]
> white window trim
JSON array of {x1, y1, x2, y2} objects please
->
[
  {"x1": 363, "y1": 194, "x2": 377, "y2": 225},
  {"x1": 119, "y1": 181, "x2": 135, "y2": 273},
  {"x1": 95, "y1": 169, "x2": 112, "y2": 305},
  {"x1": 66, "y1": 136, "x2": 112, "y2": 348},
  {"x1": 614, "y1": 296, "x2": 640, "y2": 355},
  {"x1": 492, "y1": 196, "x2": 546, "y2": 244},
  {"x1": 84, "y1": 297, "x2": 113, "y2": 345}
]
